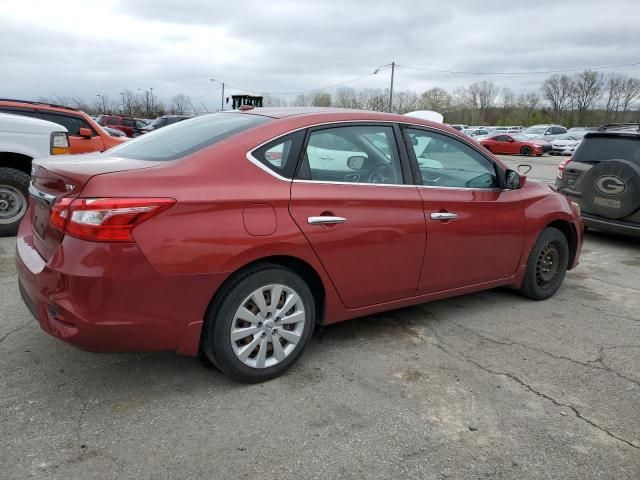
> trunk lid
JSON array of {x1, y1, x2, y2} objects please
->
[{"x1": 30, "y1": 154, "x2": 161, "y2": 260}]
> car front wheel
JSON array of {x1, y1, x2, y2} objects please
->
[
  {"x1": 202, "y1": 264, "x2": 315, "y2": 382},
  {"x1": 519, "y1": 227, "x2": 569, "y2": 300}
]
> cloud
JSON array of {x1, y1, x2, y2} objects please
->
[{"x1": 1, "y1": 0, "x2": 639, "y2": 105}]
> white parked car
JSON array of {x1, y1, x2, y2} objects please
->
[
  {"x1": 0, "y1": 113, "x2": 70, "y2": 235},
  {"x1": 549, "y1": 133, "x2": 585, "y2": 155}
]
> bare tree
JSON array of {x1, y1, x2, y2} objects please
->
[
  {"x1": 334, "y1": 87, "x2": 360, "y2": 109},
  {"x1": 311, "y1": 92, "x2": 332, "y2": 107},
  {"x1": 169, "y1": 94, "x2": 191, "y2": 115},
  {"x1": 517, "y1": 92, "x2": 539, "y2": 124},
  {"x1": 262, "y1": 94, "x2": 287, "y2": 107},
  {"x1": 358, "y1": 89, "x2": 387, "y2": 111},
  {"x1": 420, "y1": 87, "x2": 451, "y2": 113},
  {"x1": 294, "y1": 94, "x2": 312, "y2": 106},
  {"x1": 393, "y1": 90, "x2": 419, "y2": 114},
  {"x1": 603, "y1": 74, "x2": 627, "y2": 122},
  {"x1": 470, "y1": 81, "x2": 498, "y2": 111},
  {"x1": 541, "y1": 74, "x2": 573, "y2": 122},
  {"x1": 620, "y1": 77, "x2": 640, "y2": 118},
  {"x1": 571, "y1": 70, "x2": 603, "y2": 125}
]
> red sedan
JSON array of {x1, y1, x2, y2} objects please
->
[
  {"x1": 17, "y1": 108, "x2": 583, "y2": 382},
  {"x1": 481, "y1": 133, "x2": 546, "y2": 156}
]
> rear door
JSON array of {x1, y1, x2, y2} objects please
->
[
  {"x1": 37, "y1": 112, "x2": 104, "y2": 153},
  {"x1": 289, "y1": 123, "x2": 426, "y2": 308},
  {"x1": 403, "y1": 127, "x2": 525, "y2": 293}
]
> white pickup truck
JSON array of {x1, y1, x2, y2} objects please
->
[{"x1": 0, "y1": 113, "x2": 70, "y2": 236}]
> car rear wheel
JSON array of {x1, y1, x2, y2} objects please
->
[
  {"x1": 201, "y1": 264, "x2": 315, "y2": 382},
  {"x1": 521, "y1": 146, "x2": 532, "y2": 156},
  {"x1": 519, "y1": 227, "x2": 569, "y2": 300},
  {"x1": 0, "y1": 167, "x2": 30, "y2": 237}
]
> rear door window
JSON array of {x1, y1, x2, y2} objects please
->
[{"x1": 251, "y1": 131, "x2": 306, "y2": 178}]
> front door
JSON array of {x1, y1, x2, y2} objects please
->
[
  {"x1": 403, "y1": 127, "x2": 525, "y2": 294},
  {"x1": 289, "y1": 124, "x2": 426, "y2": 309}
]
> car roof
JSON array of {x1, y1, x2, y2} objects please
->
[
  {"x1": 229, "y1": 107, "x2": 466, "y2": 135},
  {"x1": 0, "y1": 98, "x2": 80, "y2": 114}
]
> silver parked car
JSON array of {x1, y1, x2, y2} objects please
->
[{"x1": 522, "y1": 124, "x2": 568, "y2": 140}]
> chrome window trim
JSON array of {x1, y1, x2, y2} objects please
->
[
  {"x1": 293, "y1": 179, "x2": 416, "y2": 188},
  {"x1": 28, "y1": 183, "x2": 56, "y2": 204},
  {"x1": 245, "y1": 119, "x2": 502, "y2": 190}
]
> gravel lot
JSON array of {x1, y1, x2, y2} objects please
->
[{"x1": 1, "y1": 154, "x2": 639, "y2": 479}]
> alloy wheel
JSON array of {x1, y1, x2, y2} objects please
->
[{"x1": 230, "y1": 284, "x2": 306, "y2": 369}]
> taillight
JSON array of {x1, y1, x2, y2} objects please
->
[
  {"x1": 50, "y1": 132, "x2": 70, "y2": 155},
  {"x1": 50, "y1": 197, "x2": 175, "y2": 242},
  {"x1": 557, "y1": 158, "x2": 572, "y2": 179}
]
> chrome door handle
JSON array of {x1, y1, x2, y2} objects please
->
[
  {"x1": 430, "y1": 212, "x2": 458, "y2": 221},
  {"x1": 308, "y1": 216, "x2": 347, "y2": 225},
  {"x1": 319, "y1": 156, "x2": 334, "y2": 160}
]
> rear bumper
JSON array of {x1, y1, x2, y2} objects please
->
[
  {"x1": 582, "y1": 213, "x2": 640, "y2": 238},
  {"x1": 15, "y1": 216, "x2": 227, "y2": 356}
]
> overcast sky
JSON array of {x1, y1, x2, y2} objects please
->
[{"x1": 2, "y1": 0, "x2": 640, "y2": 107}]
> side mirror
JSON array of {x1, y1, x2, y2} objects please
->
[
  {"x1": 544, "y1": 131, "x2": 551, "y2": 135},
  {"x1": 347, "y1": 155, "x2": 366, "y2": 170},
  {"x1": 505, "y1": 169, "x2": 524, "y2": 190},
  {"x1": 78, "y1": 127, "x2": 92, "y2": 138}
]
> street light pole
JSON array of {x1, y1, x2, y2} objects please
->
[
  {"x1": 120, "y1": 92, "x2": 125, "y2": 115},
  {"x1": 388, "y1": 61, "x2": 395, "y2": 113},
  {"x1": 150, "y1": 87, "x2": 154, "y2": 114}
]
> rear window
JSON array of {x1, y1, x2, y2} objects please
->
[
  {"x1": 573, "y1": 136, "x2": 640, "y2": 166},
  {"x1": 108, "y1": 113, "x2": 270, "y2": 161}
]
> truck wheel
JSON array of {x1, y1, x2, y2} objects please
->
[{"x1": 0, "y1": 168, "x2": 30, "y2": 236}]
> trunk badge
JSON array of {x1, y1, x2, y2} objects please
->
[{"x1": 65, "y1": 184, "x2": 75, "y2": 192}]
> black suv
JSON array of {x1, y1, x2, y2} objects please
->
[
  {"x1": 142, "y1": 115, "x2": 192, "y2": 132},
  {"x1": 556, "y1": 124, "x2": 640, "y2": 237}
]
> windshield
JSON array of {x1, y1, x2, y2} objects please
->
[
  {"x1": 523, "y1": 127, "x2": 546, "y2": 135},
  {"x1": 107, "y1": 113, "x2": 270, "y2": 161},
  {"x1": 511, "y1": 134, "x2": 528, "y2": 141}
]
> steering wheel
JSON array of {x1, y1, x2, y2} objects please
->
[{"x1": 367, "y1": 163, "x2": 394, "y2": 184}]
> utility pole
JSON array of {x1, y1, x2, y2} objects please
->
[
  {"x1": 150, "y1": 87, "x2": 154, "y2": 114},
  {"x1": 210, "y1": 78, "x2": 225, "y2": 111},
  {"x1": 388, "y1": 61, "x2": 395, "y2": 113},
  {"x1": 373, "y1": 62, "x2": 396, "y2": 113}
]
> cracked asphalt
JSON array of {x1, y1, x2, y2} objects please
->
[{"x1": 1, "y1": 162, "x2": 639, "y2": 478}]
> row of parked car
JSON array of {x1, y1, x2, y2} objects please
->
[
  {"x1": 95, "y1": 114, "x2": 192, "y2": 138},
  {"x1": 447, "y1": 123, "x2": 597, "y2": 157}
]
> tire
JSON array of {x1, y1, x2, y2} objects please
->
[
  {"x1": 519, "y1": 227, "x2": 569, "y2": 300},
  {"x1": 201, "y1": 264, "x2": 315, "y2": 383},
  {"x1": 521, "y1": 146, "x2": 532, "y2": 156},
  {"x1": 0, "y1": 167, "x2": 30, "y2": 237}
]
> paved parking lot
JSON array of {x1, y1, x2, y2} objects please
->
[{"x1": 1, "y1": 154, "x2": 639, "y2": 479}]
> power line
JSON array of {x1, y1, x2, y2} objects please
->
[
  {"x1": 214, "y1": 70, "x2": 383, "y2": 96},
  {"x1": 397, "y1": 61, "x2": 640, "y2": 76},
  {"x1": 207, "y1": 60, "x2": 640, "y2": 98}
]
